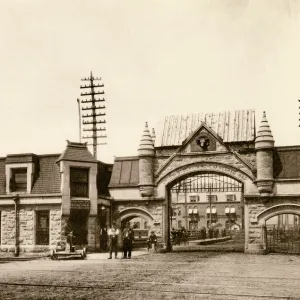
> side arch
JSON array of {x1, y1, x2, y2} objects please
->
[
  {"x1": 257, "y1": 204, "x2": 300, "y2": 225},
  {"x1": 119, "y1": 207, "x2": 155, "y2": 224}
]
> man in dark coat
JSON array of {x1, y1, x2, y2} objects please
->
[
  {"x1": 122, "y1": 222, "x2": 134, "y2": 259},
  {"x1": 147, "y1": 231, "x2": 158, "y2": 251}
]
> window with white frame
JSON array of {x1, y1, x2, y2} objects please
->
[
  {"x1": 178, "y1": 220, "x2": 182, "y2": 229},
  {"x1": 226, "y1": 194, "x2": 236, "y2": 201},
  {"x1": 207, "y1": 195, "x2": 218, "y2": 202},
  {"x1": 10, "y1": 168, "x2": 27, "y2": 192},
  {"x1": 189, "y1": 195, "x2": 199, "y2": 203}
]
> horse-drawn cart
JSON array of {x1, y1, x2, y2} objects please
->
[{"x1": 50, "y1": 232, "x2": 87, "y2": 260}]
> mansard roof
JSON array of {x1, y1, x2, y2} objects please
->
[
  {"x1": 155, "y1": 109, "x2": 255, "y2": 147},
  {"x1": 274, "y1": 146, "x2": 300, "y2": 179},
  {"x1": 0, "y1": 154, "x2": 61, "y2": 195},
  {"x1": 109, "y1": 156, "x2": 139, "y2": 187},
  {"x1": 0, "y1": 152, "x2": 112, "y2": 196}
]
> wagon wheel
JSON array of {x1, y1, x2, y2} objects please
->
[
  {"x1": 79, "y1": 247, "x2": 86, "y2": 260},
  {"x1": 50, "y1": 250, "x2": 58, "y2": 260}
]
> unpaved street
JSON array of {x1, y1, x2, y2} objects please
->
[{"x1": 1, "y1": 251, "x2": 300, "y2": 300}]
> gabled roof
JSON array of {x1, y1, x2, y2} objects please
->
[
  {"x1": 57, "y1": 141, "x2": 98, "y2": 163},
  {"x1": 155, "y1": 109, "x2": 255, "y2": 147},
  {"x1": 109, "y1": 157, "x2": 139, "y2": 187}
]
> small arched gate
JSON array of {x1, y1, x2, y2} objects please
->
[{"x1": 265, "y1": 213, "x2": 300, "y2": 254}]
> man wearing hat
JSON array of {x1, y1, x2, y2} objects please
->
[
  {"x1": 147, "y1": 231, "x2": 158, "y2": 251},
  {"x1": 107, "y1": 223, "x2": 120, "y2": 259},
  {"x1": 122, "y1": 222, "x2": 134, "y2": 259}
]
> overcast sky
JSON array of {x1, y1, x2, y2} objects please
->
[{"x1": 1, "y1": 0, "x2": 300, "y2": 163}]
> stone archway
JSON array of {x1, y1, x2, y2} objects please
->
[
  {"x1": 256, "y1": 204, "x2": 300, "y2": 254},
  {"x1": 119, "y1": 207, "x2": 155, "y2": 224},
  {"x1": 257, "y1": 204, "x2": 300, "y2": 224},
  {"x1": 156, "y1": 161, "x2": 254, "y2": 251}
]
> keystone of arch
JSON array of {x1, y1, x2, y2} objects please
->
[
  {"x1": 119, "y1": 207, "x2": 155, "y2": 223},
  {"x1": 255, "y1": 204, "x2": 300, "y2": 225}
]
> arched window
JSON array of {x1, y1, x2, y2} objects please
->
[
  {"x1": 225, "y1": 206, "x2": 230, "y2": 214},
  {"x1": 212, "y1": 206, "x2": 217, "y2": 214},
  {"x1": 134, "y1": 222, "x2": 140, "y2": 229},
  {"x1": 178, "y1": 220, "x2": 182, "y2": 229},
  {"x1": 144, "y1": 221, "x2": 148, "y2": 229},
  {"x1": 206, "y1": 206, "x2": 211, "y2": 214},
  {"x1": 178, "y1": 209, "x2": 181, "y2": 216},
  {"x1": 193, "y1": 206, "x2": 198, "y2": 215}
]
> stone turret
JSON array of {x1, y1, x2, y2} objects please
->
[
  {"x1": 255, "y1": 111, "x2": 274, "y2": 196},
  {"x1": 138, "y1": 122, "x2": 155, "y2": 197}
]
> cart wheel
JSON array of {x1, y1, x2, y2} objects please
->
[
  {"x1": 81, "y1": 247, "x2": 87, "y2": 259},
  {"x1": 50, "y1": 250, "x2": 57, "y2": 260}
]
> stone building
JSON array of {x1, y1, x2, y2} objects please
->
[
  {"x1": 109, "y1": 109, "x2": 300, "y2": 254},
  {"x1": 0, "y1": 141, "x2": 112, "y2": 253}
]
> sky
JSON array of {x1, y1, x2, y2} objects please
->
[{"x1": 1, "y1": 0, "x2": 300, "y2": 163}]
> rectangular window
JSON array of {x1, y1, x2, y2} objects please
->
[
  {"x1": 226, "y1": 194, "x2": 236, "y2": 201},
  {"x1": 189, "y1": 195, "x2": 198, "y2": 203},
  {"x1": 207, "y1": 195, "x2": 217, "y2": 202},
  {"x1": 10, "y1": 168, "x2": 27, "y2": 192},
  {"x1": 70, "y1": 168, "x2": 89, "y2": 198},
  {"x1": 36, "y1": 211, "x2": 49, "y2": 245}
]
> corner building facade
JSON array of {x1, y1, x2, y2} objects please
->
[
  {"x1": 0, "y1": 141, "x2": 112, "y2": 253},
  {"x1": 109, "y1": 110, "x2": 300, "y2": 254}
]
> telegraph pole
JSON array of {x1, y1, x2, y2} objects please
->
[{"x1": 79, "y1": 72, "x2": 107, "y2": 159}]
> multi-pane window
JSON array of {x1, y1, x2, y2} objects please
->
[
  {"x1": 70, "y1": 168, "x2": 89, "y2": 198},
  {"x1": 36, "y1": 210, "x2": 49, "y2": 245},
  {"x1": 207, "y1": 195, "x2": 218, "y2": 202},
  {"x1": 189, "y1": 195, "x2": 198, "y2": 203},
  {"x1": 226, "y1": 194, "x2": 236, "y2": 201},
  {"x1": 10, "y1": 168, "x2": 27, "y2": 192}
]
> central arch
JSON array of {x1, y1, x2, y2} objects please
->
[{"x1": 161, "y1": 165, "x2": 248, "y2": 251}]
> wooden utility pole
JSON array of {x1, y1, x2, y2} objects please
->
[{"x1": 79, "y1": 72, "x2": 107, "y2": 159}]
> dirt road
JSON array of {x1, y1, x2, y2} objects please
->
[{"x1": 0, "y1": 251, "x2": 300, "y2": 299}]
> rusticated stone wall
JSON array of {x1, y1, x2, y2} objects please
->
[{"x1": 0, "y1": 205, "x2": 61, "y2": 252}]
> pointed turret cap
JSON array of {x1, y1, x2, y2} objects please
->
[
  {"x1": 138, "y1": 122, "x2": 155, "y2": 156},
  {"x1": 255, "y1": 111, "x2": 274, "y2": 149}
]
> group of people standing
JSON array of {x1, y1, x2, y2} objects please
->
[{"x1": 107, "y1": 222, "x2": 134, "y2": 259}]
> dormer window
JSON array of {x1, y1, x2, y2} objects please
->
[
  {"x1": 10, "y1": 168, "x2": 27, "y2": 192},
  {"x1": 70, "y1": 167, "x2": 89, "y2": 198}
]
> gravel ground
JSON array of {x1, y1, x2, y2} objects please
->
[{"x1": 0, "y1": 251, "x2": 300, "y2": 300}]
